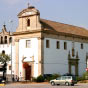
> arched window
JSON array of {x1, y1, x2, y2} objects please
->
[
  {"x1": 9, "y1": 37, "x2": 12, "y2": 43},
  {"x1": 4, "y1": 36, "x2": 7, "y2": 44},
  {"x1": 81, "y1": 43, "x2": 83, "y2": 49},
  {"x1": 1, "y1": 37, "x2": 3, "y2": 44},
  {"x1": 2, "y1": 50, "x2": 5, "y2": 54},
  {"x1": 27, "y1": 19, "x2": 30, "y2": 27}
]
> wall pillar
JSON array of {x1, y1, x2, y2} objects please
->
[
  {"x1": 38, "y1": 37, "x2": 44, "y2": 76},
  {"x1": 15, "y1": 39, "x2": 19, "y2": 77}
]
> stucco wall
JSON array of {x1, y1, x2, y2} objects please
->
[
  {"x1": 44, "y1": 38, "x2": 88, "y2": 76},
  {"x1": 18, "y1": 38, "x2": 39, "y2": 78}
]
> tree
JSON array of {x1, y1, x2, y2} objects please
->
[
  {"x1": 0, "y1": 53, "x2": 10, "y2": 64},
  {"x1": 0, "y1": 53, "x2": 10, "y2": 81}
]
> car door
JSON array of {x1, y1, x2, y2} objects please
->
[
  {"x1": 55, "y1": 77, "x2": 61, "y2": 84},
  {"x1": 60, "y1": 76, "x2": 66, "y2": 85}
]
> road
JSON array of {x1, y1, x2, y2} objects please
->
[{"x1": 1, "y1": 83, "x2": 88, "y2": 88}]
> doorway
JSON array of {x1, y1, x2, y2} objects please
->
[
  {"x1": 25, "y1": 66, "x2": 31, "y2": 80},
  {"x1": 71, "y1": 65, "x2": 75, "y2": 75}
]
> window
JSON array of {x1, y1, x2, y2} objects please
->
[
  {"x1": 81, "y1": 43, "x2": 83, "y2": 49},
  {"x1": 26, "y1": 40, "x2": 31, "y2": 48},
  {"x1": 56, "y1": 41, "x2": 60, "y2": 49},
  {"x1": 9, "y1": 66, "x2": 11, "y2": 70},
  {"x1": 72, "y1": 42, "x2": 75, "y2": 56},
  {"x1": 2, "y1": 50, "x2": 5, "y2": 54},
  {"x1": 61, "y1": 76, "x2": 66, "y2": 80},
  {"x1": 9, "y1": 37, "x2": 12, "y2": 43},
  {"x1": 27, "y1": 19, "x2": 30, "y2": 27},
  {"x1": 64, "y1": 42, "x2": 67, "y2": 50},
  {"x1": 46, "y1": 40, "x2": 49, "y2": 48},
  {"x1": 4, "y1": 36, "x2": 7, "y2": 44},
  {"x1": 1, "y1": 36, "x2": 3, "y2": 44},
  {"x1": 56, "y1": 77, "x2": 61, "y2": 80},
  {"x1": 72, "y1": 48, "x2": 75, "y2": 57},
  {"x1": 67, "y1": 76, "x2": 71, "y2": 79}
]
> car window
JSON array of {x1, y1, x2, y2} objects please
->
[
  {"x1": 61, "y1": 76, "x2": 66, "y2": 80},
  {"x1": 56, "y1": 77, "x2": 61, "y2": 80},
  {"x1": 67, "y1": 76, "x2": 71, "y2": 79}
]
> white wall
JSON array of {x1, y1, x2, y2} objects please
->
[
  {"x1": 19, "y1": 38, "x2": 39, "y2": 78},
  {"x1": 0, "y1": 37, "x2": 87, "y2": 77},
  {"x1": 44, "y1": 38, "x2": 88, "y2": 76}
]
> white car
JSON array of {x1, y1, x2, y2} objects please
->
[{"x1": 50, "y1": 76, "x2": 77, "y2": 86}]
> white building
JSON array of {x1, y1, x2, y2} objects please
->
[{"x1": 0, "y1": 5, "x2": 88, "y2": 80}]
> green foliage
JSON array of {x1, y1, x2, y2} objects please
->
[
  {"x1": 32, "y1": 77, "x2": 37, "y2": 82},
  {"x1": 45, "y1": 74, "x2": 61, "y2": 81},
  {"x1": 77, "y1": 72, "x2": 88, "y2": 82},
  {"x1": 82, "y1": 72, "x2": 88, "y2": 80},
  {"x1": 77, "y1": 76, "x2": 84, "y2": 81},
  {"x1": 32, "y1": 74, "x2": 61, "y2": 82},
  {"x1": 52, "y1": 74, "x2": 60, "y2": 79},
  {"x1": 0, "y1": 53, "x2": 10, "y2": 64},
  {"x1": 36, "y1": 75, "x2": 44, "y2": 82}
]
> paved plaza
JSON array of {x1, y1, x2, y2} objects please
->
[{"x1": 0, "y1": 83, "x2": 88, "y2": 88}]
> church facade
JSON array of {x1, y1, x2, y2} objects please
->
[{"x1": 0, "y1": 6, "x2": 88, "y2": 80}]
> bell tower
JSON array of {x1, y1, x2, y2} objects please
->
[{"x1": 16, "y1": 5, "x2": 41, "y2": 32}]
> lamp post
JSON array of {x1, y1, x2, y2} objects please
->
[
  {"x1": 10, "y1": 32, "x2": 13, "y2": 82},
  {"x1": 11, "y1": 38, "x2": 13, "y2": 80},
  {"x1": 9, "y1": 20, "x2": 13, "y2": 81},
  {"x1": 9, "y1": 33, "x2": 13, "y2": 81}
]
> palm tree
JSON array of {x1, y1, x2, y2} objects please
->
[{"x1": 0, "y1": 53, "x2": 10, "y2": 81}]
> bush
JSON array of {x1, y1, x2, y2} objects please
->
[
  {"x1": 82, "y1": 72, "x2": 88, "y2": 80},
  {"x1": 52, "y1": 74, "x2": 60, "y2": 79},
  {"x1": 77, "y1": 76, "x2": 84, "y2": 81},
  {"x1": 36, "y1": 75, "x2": 44, "y2": 82},
  {"x1": 44, "y1": 73, "x2": 61, "y2": 81},
  {"x1": 32, "y1": 77, "x2": 37, "y2": 82},
  {"x1": 77, "y1": 72, "x2": 88, "y2": 82}
]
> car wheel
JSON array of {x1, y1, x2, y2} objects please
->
[
  {"x1": 51, "y1": 82, "x2": 55, "y2": 86},
  {"x1": 71, "y1": 84, "x2": 74, "y2": 86},
  {"x1": 65, "y1": 82, "x2": 69, "y2": 86}
]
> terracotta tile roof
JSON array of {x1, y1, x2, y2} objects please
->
[{"x1": 40, "y1": 19, "x2": 88, "y2": 38}]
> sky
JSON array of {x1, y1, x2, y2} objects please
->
[{"x1": 0, "y1": 0, "x2": 88, "y2": 32}]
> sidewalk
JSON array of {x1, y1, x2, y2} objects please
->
[{"x1": 6, "y1": 81, "x2": 49, "y2": 85}]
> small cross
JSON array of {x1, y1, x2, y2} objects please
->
[
  {"x1": 28, "y1": 3, "x2": 30, "y2": 8},
  {"x1": 3, "y1": 22, "x2": 6, "y2": 27}
]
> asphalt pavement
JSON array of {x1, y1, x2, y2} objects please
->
[{"x1": 0, "y1": 83, "x2": 88, "y2": 88}]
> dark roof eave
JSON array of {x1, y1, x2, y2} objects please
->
[{"x1": 12, "y1": 30, "x2": 42, "y2": 36}]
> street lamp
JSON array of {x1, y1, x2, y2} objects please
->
[
  {"x1": 9, "y1": 20, "x2": 13, "y2": 82},
  {"x1": 9, "y1": 32, "x2": 13, "y2": 81},
  {"x1": 9, "y1": 34, "x2": 13, "y2": 80}
]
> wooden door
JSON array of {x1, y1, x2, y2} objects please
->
[{"x1": 25, "y1": 66, "x2": 31, "y2": 80}]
